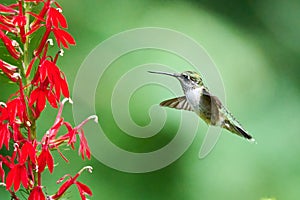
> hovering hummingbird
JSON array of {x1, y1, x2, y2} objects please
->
[{"x1": 149, "y1": 70, "x2": 255, "y2": 142}]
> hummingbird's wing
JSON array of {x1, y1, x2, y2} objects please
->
[
  {"x1": 160, "y1": 96, "x2": 193, "y2": 111},
  {"x1": 199, "y1": 88, "x2": 223, "y2": 124},
  {"x1": 201, "y1": 89, "x2": 255, "y2": 142}
]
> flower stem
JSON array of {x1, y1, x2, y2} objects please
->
[
  {"x1": 23, "y1": 1, "x2": 30, "y2": 73},
  {"x1": 23, "y1": 0, "x2": 38, "y2": 187},
  {"x1": 22, "y1": 1, "x2": 36, "y2": 140}
]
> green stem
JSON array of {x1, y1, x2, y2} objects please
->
[
  {"x1": 22, "y1": 1, "x2": 36, "y2": 139},
  {"x1": 22, "y1": 1, "x2": 38, "y2": 187},
  {"x1": 23, "y1": 5, "x2": 30, "y2": 73}
]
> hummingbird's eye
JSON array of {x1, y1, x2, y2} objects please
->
[{"x1": 182, "y1": 74, "x2": 190, "y2": 80}]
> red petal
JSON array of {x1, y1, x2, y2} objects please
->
[
  {"x1": 48, "y1": 7, "x2": 67, "y2": 28},
  {"x1": 52, "y1": 29, "x2": 61, "y2": 47},
  {"x1": 28, "y1": 186, "x2": 46, "y2": 200},
  {"x1": 76, "y1": 181, "x2": 92, "y2": 196},
  {"x1": 60, "y1": 76, "x2": 69, "y2": 98},
  {"x1": 55, "y1": 179, "x2": 73, "y2": 198},
  {"x1": 29, "y1": 88, "x2": 40, "y2": 106},
  {"x1": 57, "y1": 11, "x2": 68, "y2": 28},
  {"x1": 45, "y1": 60, "x2": 58, "y2": 83},
  {"x1": 79, "y1": 132, "x2": 91, "y2": 160},
  {"x1": 0, "y1": 30, "x2": 20, "y2": 59},
  {"x1": 47, "y1": 90, "x2": 58, "y2": 108},
  {"x1": 61, "y1": 30, "x2": 76, "y2": 46},
  {"x1": 53, "y1": 28, "x2": 75, "y2": 48},
  {"x1": 0, "y1": 123, "x2": 10, "y2": 149},
  {"x1": 26, "y1": 56, "x2": 38, "y2": 77},
  {"x1": 36, "y1": 90, "x2": 47, "y2": 112},
  {"x1": 0, "y1": 4, "x2": 17, "y2": 14},
  {"x1": 40, "y1": 60, "x2": 49, "y2": 82},
  {"x1": 37, "y1": 150, "x2": 46, "y2": 172},
  {"x1": 46, "y1": 150, "x2": 54, "y2": 173},
  {"x1": 54, "y1": 76, "x2": 61, "y2": 100},
  {"x1": 20, "y1": 165, "x2": 29, "y2": 189},
  {"x1": 6, "y1": 167, "x2": 16, "y2": 190},
  {"x1": 13, "y1": 167, "x2": 21, "y2": 191},
  {"x1": 20, "y1": 141, "x2": 36, "y2": 164}
]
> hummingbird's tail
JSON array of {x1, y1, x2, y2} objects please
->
[{"x1": 223, "y1": 120, "x2": 255, "y2": 143}]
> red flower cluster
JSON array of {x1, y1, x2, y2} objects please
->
[{"x1": 0, "y1": 1, "x2": 96, "y2": 199}]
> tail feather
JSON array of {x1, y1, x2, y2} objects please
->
[
  {"x1": 234, "y1": 125, "x2": 253, "y2": 140},
  {"x1": 223, "y1": 120, "x2": 255, "y2": 142}
]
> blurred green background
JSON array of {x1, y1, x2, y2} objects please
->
[{"x1": 1, "y1": 0, "x2": 300, "y2": 199}]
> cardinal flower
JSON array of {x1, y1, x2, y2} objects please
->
[
  {"x1": 51, "y1": 166, "x2": 93, "y2": 200},
  {"x1": 0, "y1": 30, "x2": 20, "y2": 59},
  {"x1": 6, "y1": 163, "x2": 29, "y2": 191},
  {"x1": 28, "y1": 186, "x2": 46, "y2": 200}
]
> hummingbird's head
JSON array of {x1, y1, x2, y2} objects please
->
[
  {"x1": 177, "y1": 71, "x2": 203, "y2": 89},
  {"x1": 148, "y1": 70, "x2": 203, "y2": 92}
]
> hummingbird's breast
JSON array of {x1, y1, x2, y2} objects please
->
[
  {"x1": 186, "y1": 86, "x2": 223, "y2": 125},
  {"x1": 185, "y1": 87, "x2": 202, "y2": 113}
]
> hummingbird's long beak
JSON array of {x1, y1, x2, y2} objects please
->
[{"x1": 148, "y1": 71, "x2": 179, "y2": 77}]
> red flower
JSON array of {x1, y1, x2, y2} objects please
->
[
  {"x1": 0, "y1": 15, "x2": 17, "y2": 33},
  {"x1": 0, "y1": 123, "x2": 10, "y2": 150},
  {"x1": 78, "y1": 129, "x2": 91, "y2": 160},
  {"x1": 0, "y1": 30, "x2": 20, "y2": 59},
  {"x1": 29, "y1": 56, "x2": 70, "y2": 117},
  {"x1": 52, "y1": 28, "x2": 75, "y2": 48},
  {"x1": 37, "y1": 145, "x2": 54, "y2": 173},
  {"x1": 13, "y1": 1, "x2": 27, "y2": 43},
  {"x1": 29, "y1": 57, "x2": 71, "y2": 117},
  {"x1": 3, "y1": 141, "x2": 36, "y2": 192},
  {"x1": 25, "y1": 55, "x2": 38, "y2": 77},
  {"x1": 3, "y1": 143, "x2": 36, "y2": 192},
  {"x1": 28, "y1": 186, "x2": 46, "y2": 200},
  {"x1": 44, "y1": 99, "x2": 97, "y2": 161},
  {"x1": 46, "y1": 7, "x2": 67, "y2": 29},
  {"x1": 6, "y1": 163, "x2": 28, "y2": 191},
  {"x1": 29, "y1": 0, "x2": 75, "y2": 56},
  {"x1": 29, "y1": 86, "x2": 57, "y2": 117},
  {"x1": 38, "y1": 59, "x2": 70, "y2": 99},
  {"x1": 0, "y1": 104, "x2": 11, "y2": 150},
  {"x1": 0, "y1": 4, "x2": 17, "y2": 14},
  {"x1": 19, "y1": 141, "x2": 36, "y2": 164},
  {"x1": 6, "y1": 97, "x2": 27, "y2": 125},
  {"x1": 61, "y1": 115, "x2": 98, "y2": 160},
  {"x1": 0, "y1": 59, "x2": 19, "y2": 82},
  {"x1": 51, "y1": 166, "x2": 93, "y2": 200},
  {"x1": 76, "y1": 181, "x2": 93, "y2": 200},
  {"x1": 29, "y1": 0, "x2": 51, "y2": 30},
  {"x1": 0, "y1": 1, "x2": 94, "y2": 199}
]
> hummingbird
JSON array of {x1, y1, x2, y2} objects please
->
[{"x1": 148, "y1": 70, "x2": 255, "y2": 142}]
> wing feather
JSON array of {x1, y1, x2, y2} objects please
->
[{"x1": 160, "y1": 96, "x2": 193, "y2": 111}]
